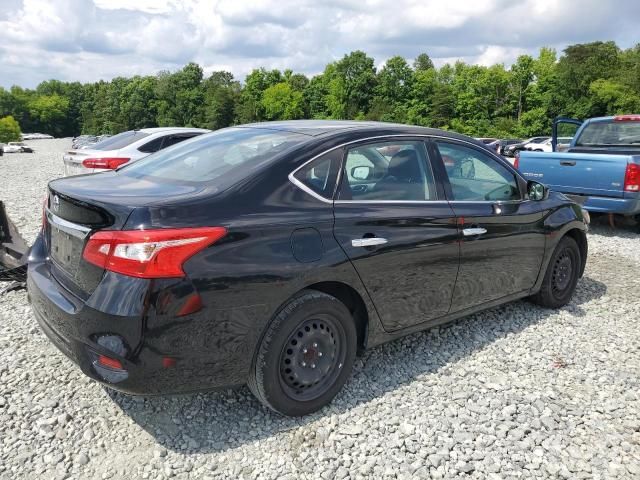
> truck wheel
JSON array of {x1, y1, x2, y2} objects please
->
[
  {"x1": 248, "y1": 290, "x2": 357, "y2": 416},
  {"x1": 530, "y1": 236, "x2": 581, "y2": 309}
]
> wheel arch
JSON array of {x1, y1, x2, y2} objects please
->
[
  {"x1": 564, "y1": 227, "x2": 588, "y2": 277},
  {"x1": 302, "y1": 281, "x2": 369, "y2": 354}
]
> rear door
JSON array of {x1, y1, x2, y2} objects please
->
[
  {"x1": 333, "y1": 138, "x2": 460, "y2": 331},
  {"x1": 433, "y1": 140, "x2": 546, "y2": 312}
]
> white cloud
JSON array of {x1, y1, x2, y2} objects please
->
[{"x1": 0, "y1": 0, "x2": 638, "y2": 87}]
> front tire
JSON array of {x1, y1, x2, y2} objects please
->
[
  {"x1": 531, "y1": 236, "x2": 581, "y2": 308},
  {"x1": 248, "y1": 290, "x2": 357, "y2": 416}
]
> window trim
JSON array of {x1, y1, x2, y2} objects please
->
[{"x1": 288, "y1": 134, "x2": 527, "y2": 204}]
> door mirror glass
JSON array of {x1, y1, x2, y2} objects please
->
[
  {"x1": 527, "y1": 181, "x2": 548, "y2": 201},
  {"x1": 351, "y1": 165, "x2": 373, "y2": 180}
]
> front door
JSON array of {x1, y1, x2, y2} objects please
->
[
  {"x1": 332, "y1": 139, "x2": 460, "y2": 331},
  {"x1": 433, "y1": 140, "x2": 546, "y2": 312}
]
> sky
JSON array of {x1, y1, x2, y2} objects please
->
[{"x1": 0, "y1": 0, "x2": 639, "y2": 88}]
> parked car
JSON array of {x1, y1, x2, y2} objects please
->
[
  {"x1": 525, "y1": 137, "x2": 573, "y2": 153},
  {"x1": 517, "y1": 115, "x2": 640, "y2": 218},
  {"x1": 496, "y1": 139, "x2": 523, "y2": 155},
  {"x1": 503, "y1": 137, "x2": 550, "y2": 157},
  {"x1": 3, "y1": 142, "x2": 34, "y2": 153},
  {"x1": 22, "y1": 133, "x2": 53, "y2": 140},
  {"x1": 29, "y1": 120, "x2": 589, "y2": 416},
  {"x1": 63, "y1": 127, "x2": 209, "y2": 176}
]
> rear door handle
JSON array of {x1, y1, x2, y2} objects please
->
[
  {"x1": 351, "y1": 237, "x2": 388, "y2": 247},
  {"x1": 560, "y1": 161, "x2": 576, "y2": 166},
  {"x1": 462, "y1": 227, "x2": 487, "y2": 236}
]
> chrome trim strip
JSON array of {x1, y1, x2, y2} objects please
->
[
  {"x1": 288, "y1": 133, "x2": 519, "y2": 204},
  {"x1": 46, "y1": 209, "x2": 91, "y2": 239}
]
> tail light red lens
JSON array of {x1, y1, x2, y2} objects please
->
[
  {"x1": 83, "y1": 227, "x2": 227, "y2": 278},
  {"x1": 624, "y1": 163, "x2": 640, "y2": 192},
  {"x1": 614, "y1": 115, "x2": 640, "y2": 122},
  {"x1": 514, "y1": 152, "x2": 520, "y2": 170},
  {"x1": 82, "y1": 157, "x2": 130, "y2": 169}
]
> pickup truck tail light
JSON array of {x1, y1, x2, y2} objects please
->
[
  {"x1": 614, "y1": 115, "x2": 640, "y2": 122},
  {"x1": 624, "y1": 163, "x2": 640, "y2": 192},
  {"x1": 82, "y1": 157, "x2": 130, "y2": 169},
  {"x1": 83, "y1": 227, "x2": 227, "y2": 278},
  {"x1": 513, "y1": 152, "x2": 520, "y2": 170}
]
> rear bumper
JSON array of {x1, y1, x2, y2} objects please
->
[
  {"x1": 580, "y1": 195, "x2": 640, "y2": 215},
  {"x1": 27, "y1": 237, "x2": 259, "y2": 395}
]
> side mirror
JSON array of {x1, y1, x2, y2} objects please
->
[
  {"x1": 527, "y1": 181, "x2": 548, "y2": 201},
  {"x1": 351, "y1": 165, "x2": 373, "y2": 181}
]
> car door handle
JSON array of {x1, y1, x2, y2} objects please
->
[
  {"x1": 560, "y1": 161, "x2": 576, "y2": 166},
  {"x1": 462, "y1": 227, "x2": 487, "y2": 236},
  {"x1": 351, "y1": 237, "x2": 388, "y2": 247}
]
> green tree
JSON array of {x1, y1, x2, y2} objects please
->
[
  {"x1": 413, "y1": 53, "x2": 434, "y2": 71},
  {"x1": 27, "y1": 94, "x2": 70, "y2": 137},
  {"x1": 0, "y1": 115, "x2": 21, "y2": 142},
  {"x1": 261, "y1": 82, "x2": 305, "y2": 120}
]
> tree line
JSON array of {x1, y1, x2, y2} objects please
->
[{"x1": 1, "y1": 41, "x2": 639, "y2": 142}]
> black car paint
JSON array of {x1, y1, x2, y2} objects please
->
[{"x1": 28, "y1": 121, "x2": 588, "y2": 395}]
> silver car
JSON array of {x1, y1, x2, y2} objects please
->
[{"x1": 63, "y1": 127, "x2": 210, "y2": 176}]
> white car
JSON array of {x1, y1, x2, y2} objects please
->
[
  {"x1": 524, "y1": 137, "x2": 573, "y2": 153},
  {"x1": 22, "y1": 133, "x2": 53, "y2": 140},
  {"x1": 3, "y1": 142, "x2": 34, "y2": 153},
  {"x1": 62, "y1": 127, "x2": 210, "y2": 176}
]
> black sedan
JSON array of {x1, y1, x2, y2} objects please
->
[{"x1": 28, "y1": 121, "x2": 588, "y2": 416}]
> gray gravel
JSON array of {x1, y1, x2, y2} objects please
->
[{"x1": 1, "y1": 139, "x2": 639, "y2": 479}]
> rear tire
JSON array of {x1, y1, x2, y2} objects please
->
[
  {"x1": 531, "y1": 236, "x2": 581, "y2": 308},
  {"x1": 248, "y1": 290, "x2": 357, "y2": 416}
]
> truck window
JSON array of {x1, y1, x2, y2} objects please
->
[{"x1": 576, "y1": 121, "x2": 640, "y2": 146}]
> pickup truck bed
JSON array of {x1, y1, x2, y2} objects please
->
[{"x1": 518, "y1": 151, "x2": 640, "y2": 214}]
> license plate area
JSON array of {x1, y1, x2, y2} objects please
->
[{"x1": 50, "y1": 226, "x2": 84, "y2": 274}]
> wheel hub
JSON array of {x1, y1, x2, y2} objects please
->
[
  {"x1": 552, "y1": 251, "x2": 573, "y2": 292},
  {"x1": 279, "y1": 317, "x2": 341, "y2": 398}
]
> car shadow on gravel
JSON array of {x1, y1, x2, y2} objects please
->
[{"x1": 107, "y1": 275, "x2": 607, "y2": 455}]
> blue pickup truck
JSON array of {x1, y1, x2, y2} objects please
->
[{"x1": 517, "y1": 115, "x2": 640, "y2": 219}]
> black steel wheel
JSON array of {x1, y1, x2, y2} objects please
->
[
  {"x1": 531, "y1": 236, "x2": 581, "y2": 308},
  {"x1": 279, "y1": 314, "x2": 347, "y2": 401},
  {"x1": 248, "y1": 290, "x2": 357, "y2": 416}
]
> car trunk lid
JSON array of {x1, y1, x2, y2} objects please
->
[{"x1": 45, "y1": 172, "x2": 210, "y2": 297}]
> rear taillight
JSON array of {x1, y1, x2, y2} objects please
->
[
  {"x1": 514, "y1": 152, "x2": 520, "y2": 170},
  {"x1": 82, "y1": 157, "x2": 130, "y2": 169},
  {"x1": 614, "y1": 115, "x2": 640, "y2": 122},
  {"x1": 83, "y1": 227, "x2": 227, "y2": 278},
  {"x1": 624, "y1": 163, "x2": 640, "y2": 192}
]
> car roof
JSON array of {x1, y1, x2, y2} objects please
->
[
  {"x1": 234, "y1": 120, "x2": 478, "y2": 143},
  {"x1": 137, "y1": 127, "x2": 210, "y2": 134}
]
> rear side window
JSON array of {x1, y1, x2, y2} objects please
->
[
  {"x1": 162, "y1": 134, "x2": 201, "y2": 149},
  {"x1": 138, "y1": 136, "x2": 164, "y2": 153},
  {"x1": 91, "y1": 131, "x2": 150, "y2": 150},
  {"x1": 576, "y1": 121, "x2": 640, "y2": 146},
  {"x1": 293, "y1": 150, "x2": 341, "y2": 199},
  {"x1": 339, "y1": 140, "x2": 436, "y2": 201},
  {"x1": 120, "y1": 128, "x2": 308, "y2": 185}
]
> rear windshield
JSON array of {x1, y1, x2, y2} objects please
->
[
  {"x1": 90, "y1": 131, "x2": 150, "y2": 151},
  {"x1": 576, "y1": 121, "x2": 640, "y2": 146},
  {"x1": 118, "y1": 127, "x2": 308, "y2": 185}
]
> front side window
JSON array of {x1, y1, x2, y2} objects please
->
[
  {"x1": 339, "y1": 141, "x2": 436, "y2": 201},
  {"x1": 437, "y1": 142, "x2": 520, "y2": 201}
]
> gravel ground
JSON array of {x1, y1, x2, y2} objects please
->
[{"x1": 1, "y1": 139, "x2": 639, "y2": 479}]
